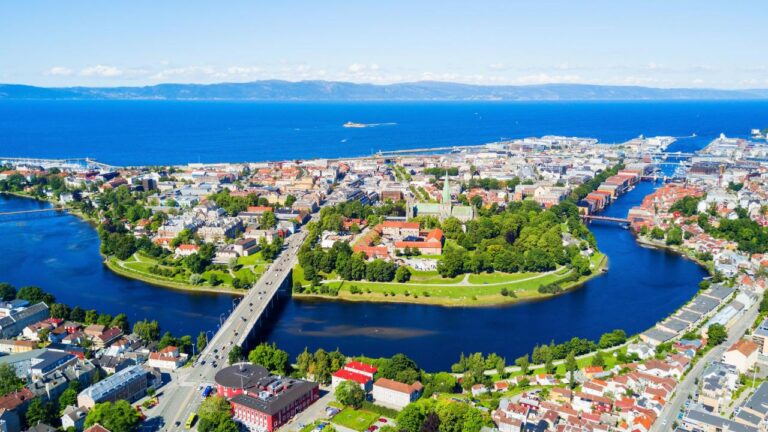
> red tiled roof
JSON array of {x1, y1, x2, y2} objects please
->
[
  {"x1": 728, "y1": 339, "x2": 759, "y2": 357},
  {"x1": 345, "y1": 361, "x2": 377, "y2": 374},
  {"x1": 381, "y1": 221, "x2": 419, "y2": 229},
  {"x1": 333, "y1": 369, "x2": 371, "y2": 385},
  {"x1": 374, "y1": 378, "x2": 422, "y2": 394}
]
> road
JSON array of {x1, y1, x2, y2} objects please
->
[
  {"x1": 650, "y1": 301, "x2": 760, "y2": 432},
  {"x1": 150, "y1": 225, "x2": 311, "y2": 431}
]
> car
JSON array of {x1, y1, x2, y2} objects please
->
[
  {"x1": 213, "y1": 349, "x2": 218, "y2": 353},
  {"x1": 379, "y1": 418, "x2": 387, "y2": 423},
  {"x1": 175, "y1": 421, "x2": 181, "y2": 427},
  {"x1": 368, "y1": 426, "x2": 378, "y2": 432}
]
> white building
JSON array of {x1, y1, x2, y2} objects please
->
[{"x1": 371, "y1": 378, "x2": 423, "y2": 410}]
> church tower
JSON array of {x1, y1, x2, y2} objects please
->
[{"x1": 440, "y1": 170, "x2": 452, "y2": 220}]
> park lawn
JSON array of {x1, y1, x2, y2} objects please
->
[
  {"x1": 332, "y1": 408, "x2": 378, "y2": 432},
  {"x1": 467, "y1": 271, "x2": 540, "y2": 284},
  {"x1": 237, "y1": 252, "x2": 267, "y2": 266},
  {"x1": 120, "y1": 255, "x2": 189, "y2": 283},
  {"x1": 202, "y1": 269, "x2": 233, "y2": 285},
  {"x1": 234, "y1": 267, "x2": 259, "y2": 284},
  {"x1": 407, "y1": 270, "x2": 462, "y2": 284}
]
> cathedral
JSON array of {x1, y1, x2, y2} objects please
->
[{"x1": 407, "y1": 171, "x2": 474, "y2": 222}]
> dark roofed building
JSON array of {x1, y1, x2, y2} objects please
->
[{"x1": 216, "y1": 363, "x2": 319, "y2": 432}]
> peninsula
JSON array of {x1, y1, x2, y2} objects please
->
[{"x1": 3, "y1": 135, "x2": 664, "y2": 305}]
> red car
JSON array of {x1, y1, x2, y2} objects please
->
[
  {"x1": 379, "y1": 418, "x2": 387, "y2": 423},
  {"x1": 367, "y1": 426, "x2": 378, "y2": 432}
]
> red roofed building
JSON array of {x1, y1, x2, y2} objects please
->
[
  {"x1": 380, "y1": 221, "x2": 420, "y2": 238},
  {"x1": 332, "y1": 361, "x2": 377, "y2": 392},
  {"x1": 148, "y1": 346, "x2": 188, "y2": 370},
  {"x1": 175, "y1": 244, "x2": 199, "y2": 257},
  {"x1": 394, "y1": 228, "x2": 444, "y2": 255}
]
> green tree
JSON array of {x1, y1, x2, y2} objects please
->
[
  {"x1": 248, "y1": 343, "x2": 289, "y2": 375},
  {"x1": 110, "y1": 313, "x2": 130, "y2": 333},
  {"x1": 437, "y1": 248, "x2": 466, "y2": 278},
  {"x1": 591, "y1": 351, "x2": 605, "y2": 368},
  {"x1": 58, "y1": 383, "x2": 80, "y2": 412},
  {"x1": 133, "y1": 319, "x2": 161, "y2": 341},
  {"x1": 0, "y1": 363, "x2": 23, "y2": 397},
  {"x1": 666, "y1": 226, "x2": 683, "y2": 246},
  {"x1": 335, "y1": 380, "x2": 366, "y2": 409},
  {"x1": 49, "y1": 303, "x2": 70, "y2": 319},
  {"x1": 228, "y1": 345, "x2": 243, "y2": 365},
  {"x1": 495, "y1": 357, "x2": 507, "y2": 379},
  {"x1": 197, "y1": 396, "x2": 239, "y2": 432},
  {"x1": 515, "y1": 355, "x2": 530, "y2": 375},
  {"x1": 379, "y1": 353, "x2": 421, "y2": 383},
  {"x1": 395, "y1": 266, "x2": 412, "y2": 283},
  {"x1": 16, "y1": 286, "x2": 55, "y2": 304},
  {"x1": 84, "y1": 309, "x2": 99, "y2": 325},
  {"x1": 69, "y1": 306, "x2": 86, "y2": 322},
  {"x1": 197, "y1": 331, "x2": 208, "y2": 353},
  {"x1": 0, "y1": 282, "x2": 16, "y2": 301},
  {"x1": 25, "y1": 398, "x2": 56, "y2": 427},
  {"x1": 650, "y1": 227, "x2": 665, "y2": 240},
  {"x1": 296, "y1": 348, "x2": 313, "y2": 378},
  {"x1": 395, "y1": 403, "x2": 427, "y2": 432},
  {"x1": 565, "y1": 351, "x2": 578, "y2": 388},
  {"x1": 85, "y1": 400, "x2": 140, "y2": 432},
  {"x1": 707, "y1": 324, "x2": 728, "y2": 346},
  {"x1": 260, "y1": 211, "x2": 277, "y2": 229}
]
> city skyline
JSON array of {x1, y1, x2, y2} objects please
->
[{"x1": 1, "y1": 0, "x2": 766, "y2": 89}]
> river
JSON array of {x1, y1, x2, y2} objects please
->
[{"x1": 0, "y1": 177, "x2": 706, "y2": 371}]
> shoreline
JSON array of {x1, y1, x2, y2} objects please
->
[
  {"x1": 1, "y1": 191, "x2": 245, "y2": 297},
  {"x1": 292, "y1": 254, "x2": 609, "y2": 307}
]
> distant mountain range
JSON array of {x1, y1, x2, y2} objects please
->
[{"x1": 2, "y1": 80, "x2": 768, "y2": 101}]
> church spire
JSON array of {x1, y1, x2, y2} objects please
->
[{"x1": 442, "y1": 169, "x2": 451, "y2": 204}]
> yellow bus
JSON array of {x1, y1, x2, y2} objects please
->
[{"x1": 185, "y1": 413, "x2": 197, "y2": 429}]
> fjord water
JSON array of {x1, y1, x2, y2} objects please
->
[
  {"x1": 1, "y1": 100, "x2": 767, "y2": 165},
  {"x1": 0, "y1": 100, "x2": 756, "y2": 369}
]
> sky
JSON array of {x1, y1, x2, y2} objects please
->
[{"x1": 1, "y1": 1, "x2": 766, "y2": 89}]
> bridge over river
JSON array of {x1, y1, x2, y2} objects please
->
[{"x1": 154, "y1": 220, "x2": 312, "y2": 430}]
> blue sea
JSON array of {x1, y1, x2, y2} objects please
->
[{"x1": 0, "y1": 100, "x2": 766, "y2": 165}]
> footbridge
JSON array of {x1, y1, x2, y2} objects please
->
[{"x1": 581, "y1": 215, "x2": 630, "y2": 225}]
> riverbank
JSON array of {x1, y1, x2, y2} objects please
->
[
  {"x1": 292, "y1": 252, "x2": 608, "y2": 307},
  {"x1": 1, "y1": 191, "x2": 250, "y2": 296},
  {"x1": 634, "y1": 235, "x2": 715, "y2": 273},
  {"x1": 104, "y1": 257, "x2": 246, "y2": 296}
]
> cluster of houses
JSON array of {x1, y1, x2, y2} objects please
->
[
  {"x1": 0, "y1": 300, "x2": 187, "y2": 432},
  {"x1": 485, "y1": 329, "x2": 768, "y2": 432},
  {"x1": 331, "y1": 361, "x2": 423, "y2": 410}
]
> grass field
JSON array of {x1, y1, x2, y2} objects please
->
[
  {"x1": 111, "y1": 251, "x2": 268, "y2": 291},
  {"x1": 332, "y1": 408, "x2": 378, "y2": 431},
  {"x1": 294, "y1": 252, "x2": 607, "y2": 306}
]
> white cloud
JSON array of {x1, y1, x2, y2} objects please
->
[
  {"x1": 45, "y1": 66, "x2": 73, "y2": 76},
  {"x1": 510, "y1": 73, "x2": 584, "y2": 85},
  {"x1": 79, "y1": 65, "x2": 124, "y2": 77}
]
